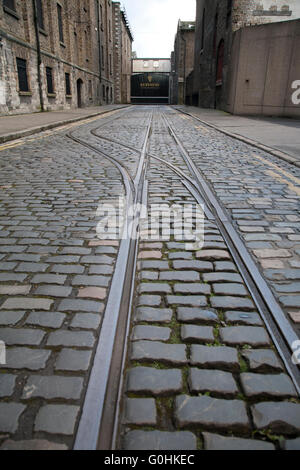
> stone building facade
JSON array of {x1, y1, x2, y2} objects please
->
[
  {"x1": 170, "y1": 20, "x2": 195, "y2": 105},
  {"x1": 232, "y1": 0, "x2": 300, "y2": 31},
  {"x1": 0, "y1": 0, "x2": 132, "y2": 115},
  {"x1": 112, "y1": 3, "x2": 133, "y2": 105},
  {"x1": 192, "y1": 0, "x2": 300, "y2": 111}
]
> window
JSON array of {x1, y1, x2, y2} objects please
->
[
  {"x1": 100, "y1": 5, "x2": 103, "y2": 29},
  {"x1": 109, "y1": 54, "x2": 112, "y2": 75},
  {"x1": 143, "y1": 61, "x2": 148, "y2": 68},
  {"x1": 65, "y1": 73, "x2": 71, "y2": 96},
  {"x1": 226, "y1": 0, "x2": 233, "y2": 29},
  {"x1": 57, "y1": 4, "x2": 64, "y2": 43},
  {"x1": 36, "y1": 0, "x2": 45, "y2": 30},
  {"x1": 201, "y1": 9, "x2": 205, "y2": 51},
  {"x1": 213, "y1": 12, "x2": 218, "y2": 57},
  {"x1": 3, "y1": 0, "x2": 16, "y2": 12},
  {"x1": 46, "y1": 67, "x2": 54, "y2": 94},
  {"x1": 216, "y1": 40, "x2": 225, "y2": 85},
  {"x1": 101, "y1": 46, "x2": 104, "y2": 69},
  {"x1": 16, "y1": 58, "x2": 29, "y2": 92}
]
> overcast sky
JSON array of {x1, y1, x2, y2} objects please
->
[{"x1": 120, "y1": 0, "x2": 196, "y2": 58}]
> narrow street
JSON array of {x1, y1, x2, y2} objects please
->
[{"x1": 0, "y1": 106, "x2": 299, "y2": 450}]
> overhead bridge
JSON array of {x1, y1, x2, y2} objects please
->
[{"x1": 131, "y1": 58, "x2": 171, "y2": 105}]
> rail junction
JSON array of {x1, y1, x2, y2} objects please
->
[{"x1": 0, "y1": 106, "x2": 299, "y2": 451}]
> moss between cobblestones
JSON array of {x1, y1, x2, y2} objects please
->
[
  {"x1": 156, "y1": 397, "x2": 175, "y2": 430},
  {"x1": 168, "y1": 315, "x2": 181, "y2": 345},
  {"x1": 288, "y1": 397, "x2": 300, "y2": 405},
  {"x1": 236, "y1": 393, "x2": 247, "y2": 402},
  {"x1": 181, "y1": 367, "x2": 190, "y2": 395},
  {"x1": 239, "y1": 356, "x2": 249, "y2": 374},
  {"x1": 252, "y1": 429, "x2": 284, "y2": 446},
  {"x1": 213, "y1": 325, "x2": 220, "y2": 342}
]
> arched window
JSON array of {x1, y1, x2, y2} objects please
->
[
  {"x1": 213, "y1": 12, "x2": 218, "y2": 57},
  {"x1": 216, "y1": 39, "x2": 225, "y2": 86},
  {"x1": 201, "y1": 9, "x2": 205, "y2": 51}
]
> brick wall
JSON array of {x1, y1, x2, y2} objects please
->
[
  {"x1": 112, "y1": 3, "x2": 132, "y2": 104},
  {"x1": 193, "y1": 0, "x2": 233, "y2": 109},
  {"x1": 0, "y1": 0, "x2": 117, "y2": 115},
  {"x1": 170, "y1": 21, "x2": 195, "y2": 105},
  {"x1": 232, "y1": 0, "x2": 300, "y2": 31}
]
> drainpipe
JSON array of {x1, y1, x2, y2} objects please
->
[
  {"x1": 32, "y1": 0, "x2": 44, "y2": 111},
  {"x1": 181, "y1": 31, "x2": 187, "y2": 105},
  {"x1": 97, "y1": 0, "x2": 102, "y2": 84}
]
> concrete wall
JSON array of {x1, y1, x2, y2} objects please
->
[{"x1": 227, "y1": 19, "x2": 300, "y2": 117}]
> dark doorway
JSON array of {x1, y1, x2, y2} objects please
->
[
  {"x1": 215, "y1": 39, "x2": 225, "y2": 109},
  {"x1": 77, "y1": 79, "x2": 83, "y2": 108},
  {"x1": 131, "y1": 73, "x2": 170, "y2": 104}
]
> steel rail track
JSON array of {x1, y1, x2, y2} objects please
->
[
  {"x1": 65, "y1": 108, "x2": 153, "y2": 450},
  {"x1": 162, "y1": 109, "x2": 300, "y2": 396},
  {"x1": 64, "y1": 105, "x2": 299, "y2": 450},
  {"x1": 86, "y1": 109, "x2": 300, "y2": 397}
]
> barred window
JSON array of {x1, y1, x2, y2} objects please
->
[
  {"x1": 16, "y1": 58, "x2": 29, "y2": 92},
  {"x1": 57, "y1": 3, "x2": 64, "y2": 43},
  {"x1": 3, "y1": 0, "x2": 16, "y2": 11},
  {"x1": 36, "y1": 0, "x2": 45, "y2": 30},
  {"x1": 65, "y1": 73, "x2": 71, "y2": 96},
  {"x1": 46, "y1": 67, "x2": 54, "y2": 94}
]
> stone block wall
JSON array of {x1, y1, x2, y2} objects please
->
[{"x1": 0, "y1": 0, "x2": 118, "y2": 115}]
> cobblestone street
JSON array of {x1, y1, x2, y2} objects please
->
[{"x1": 0, "y1": 106, "x2": 300, "y2": 450}]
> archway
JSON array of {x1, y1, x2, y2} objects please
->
[{"x1": 77, "y1": 79, "x2": 83, "y2": 108}]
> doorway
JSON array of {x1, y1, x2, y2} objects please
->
[{"x1": 77, "y1": 79, "x2": 83, "y2": 108}]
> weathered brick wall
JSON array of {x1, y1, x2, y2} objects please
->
[
  {"x1": 193, "y1": 0, "x2": 233, "y2": 109},
  {"x1": 113, "y1": 3, "x2": 132, "y2": 104},
  {"x1": 112, "y1": 2, "x2": 122, "y2": 104},
  {"x1": 0, "y1": 0, "x2": 117, "y2": 115},
  {"x1": 170, "y1": 22, "x2": 195, "y2": 105},
  {"x1": 232, "y1": 0, "x2": 300, "y2": 31}
]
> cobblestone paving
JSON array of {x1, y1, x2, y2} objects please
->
[
  {"x1": 1, "y1": 106, "x2": 300, "y2": 451},
  {"x1": 0, "y1": 108, "x2": 150, "y2": 450},
  {"x1": 118, "y1": 108, "x2": 300, "y2": 451},
  {"x1": 166, "y1": 109, "x2": 300, "y2": 334}
]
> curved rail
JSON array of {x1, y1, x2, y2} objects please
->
[
  {"x1": 66, "y1": 108, "x2": 153, "y2": 450},
  {"x1": 162, "y1": 109, "x2": 300, "y2": 395},
  {"x1": 64, "y1": 105, "x2": 299, "y2": 450}
]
